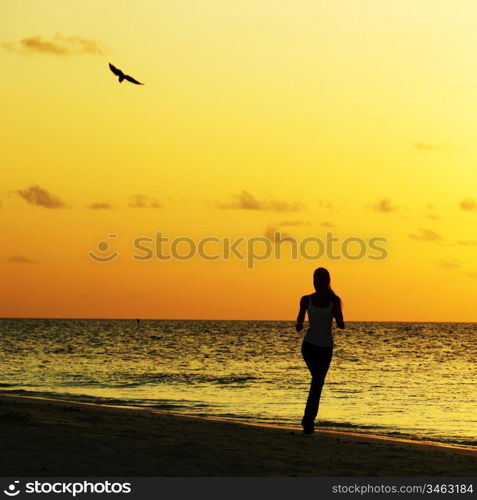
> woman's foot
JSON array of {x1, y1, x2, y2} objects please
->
[{"x1": 301, "y1": 417, "x2": 314, "y2": 435}]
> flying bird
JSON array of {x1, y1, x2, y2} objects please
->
[{"x1": 108, "y1": 63, "x2": 144, "y2": 85}]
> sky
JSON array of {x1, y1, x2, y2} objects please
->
[{"x1": 1, "y1": 0, "x2": 476, "y2": 321}]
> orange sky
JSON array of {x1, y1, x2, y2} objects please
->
[{"x1": 1, "y1": 1, "x2": 476, "y2": 321}]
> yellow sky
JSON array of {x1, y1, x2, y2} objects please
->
[{"x1": 1, "y1": 0, "x2": 476, "y2": 321}]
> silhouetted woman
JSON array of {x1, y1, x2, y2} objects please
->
[{"x1": 296, "y1": 267, "x2": 345, "y2": 434}]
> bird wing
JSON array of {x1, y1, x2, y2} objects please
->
[
  {"x1": 109, "y1": 63, "x2": 123, "y2": 77},
  {"x1": 124, "y1": 74, "x2": 144, "y2": 85}
]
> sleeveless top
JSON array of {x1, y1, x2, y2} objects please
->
[{"x1": 303, "y1": 295, "x2": 334, "y2": 348}]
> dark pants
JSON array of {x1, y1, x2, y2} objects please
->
[{"x1": 301, "y1": 340, "x2": 333, "y2": 426}]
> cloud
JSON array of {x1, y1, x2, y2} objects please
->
[
  {"x1": 16, "y1": 185, "x2": 65, "y2": 208},
  {"x1": 264, "y1": 226, "x2": 292, "y2": 243},
  {"x1": 459, "y1": 198, "x2": 477, "y2": 211},
  {"x1": 215, "y1": 191, "x2": 261, "y2": 210},
  {"x1": 277, "y1": 220, "x2": 310, "y2": 227},
  {"x1": 372, "y1": 198, "x2": 400, "y2": 213},
  {"x1": 413, "y1": 142, "x2": 453, "y2": 151},
  {"x1": 457, "y1": 240, "x2": 477, "y2": 246},
  {"x1": 321, "y1": 221, "x2": 336, "y2": 228},
  {"x1": 318, "y1": 201, "x2": 333, "y2": 210},
  {"x1": 2, "y1": 34, "x2": 105, "y2": 56},
  {"x1": 129, "y1": 194, "x2": 162, "y2": 209},
  {"x1": 88, "y1": 202, "x2": 113, "y2": 210},
  {"x1": 437, "y1": 259, "x2": 462, "y2": 269},
  {"x1": 215, "y1": 190, "x2": 305, "y2": 212},
  {"x1": 409, "y1": 228, "x2": 443, "y2": 242},
  {"x1": 8, "y1": 255, "x2": 38, "y2": 264}
]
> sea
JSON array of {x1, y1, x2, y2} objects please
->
[{"x1": 0, "y1": 319, "x2": 475, "y2": 448}]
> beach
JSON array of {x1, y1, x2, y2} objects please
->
[{"x1": 1, "y1": 394, "x2": 476, "y2": 477}]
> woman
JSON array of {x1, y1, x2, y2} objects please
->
[{"x1": 296, "y1": 267, "x2": 345, "y2": 434}]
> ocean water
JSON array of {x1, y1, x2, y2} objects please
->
[{"x1": 0, "y1": 319, "x2": 475, "y2": 447}]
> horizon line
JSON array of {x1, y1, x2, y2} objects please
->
[{"x1": 0, "y1": 316, "x2": 475, "y2": 324}]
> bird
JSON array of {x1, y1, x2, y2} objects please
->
[{"x1": 108, "y1": 63, "x2": 144, "y2": 85}]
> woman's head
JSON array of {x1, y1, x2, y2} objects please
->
[
  {"x1": 313, "y1": 267, "x2": 341, "y2": 305},
  {"x1": 313, "y1": 267, "x2": 331, "y2": 290}
]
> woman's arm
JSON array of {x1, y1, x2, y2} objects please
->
[
  {"x1": 333, "y1": 299, "x2": 345, "y2": 329},
  {"x1": 296, "y1": 295, "x2": 308, "y2": 332}
]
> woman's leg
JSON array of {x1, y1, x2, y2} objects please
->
[{"x1": 301, "y1": 342, "x2": 333, "y2": 429}]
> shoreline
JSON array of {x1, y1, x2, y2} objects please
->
[
  {"x1": 174, "y1": 412, "x2": 477, "y2": 454},
  {"x1": 1, "y1": 393, "x2": 476, "y2": 476},
  {"x1": 1, "y1": 390, "x2": 475, "y2": 452}
]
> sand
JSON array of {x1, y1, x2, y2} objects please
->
[{"x1": 0, "y1": 393, "x2": 475, "y2": 476}]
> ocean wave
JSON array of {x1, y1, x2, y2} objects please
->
[
  {"x1": 106, "y1": 373, "x2": 260, "y2": 387},
  {"x1": 456, "y1": 440, "x2": 477, "y2": 446},
  {"x1": 318, "y1": 420, "x2": 389, "y2": 430},
  {"x1": 0, "y1": 373, "x2": 260, "y2": 391},
  {"x1": 0, "y1": 388, "x2": 215, "y2": 411}
]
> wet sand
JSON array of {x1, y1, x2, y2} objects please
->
[{"x1": 0, "y1": 393, "x2": 475, "y2": 476}]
